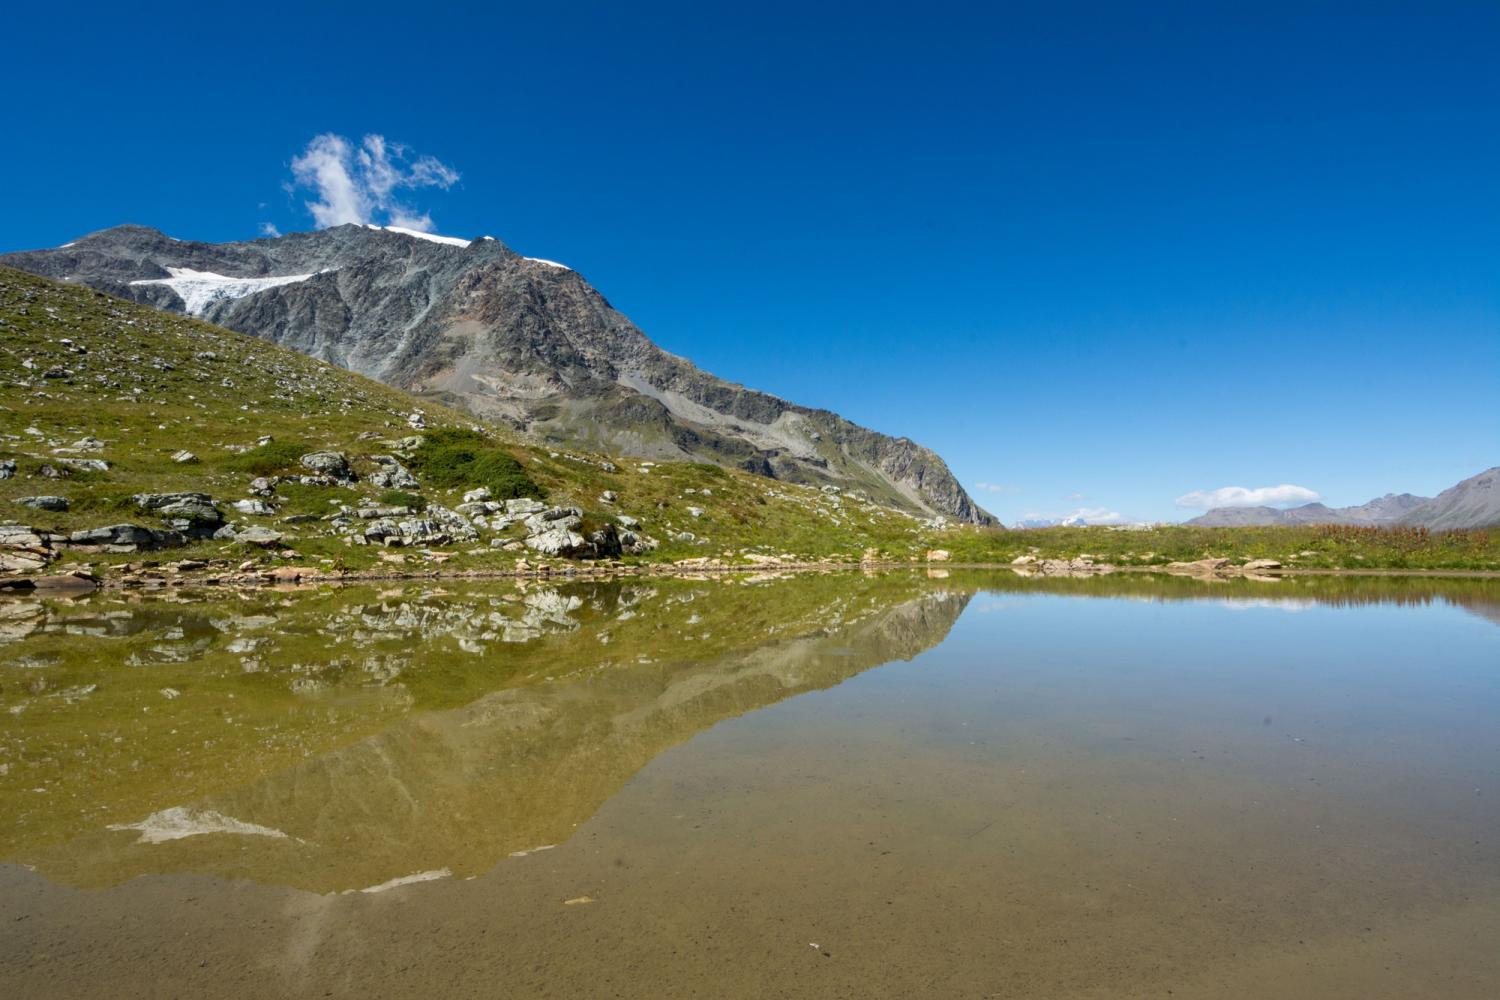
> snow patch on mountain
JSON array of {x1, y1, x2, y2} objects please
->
[
  {"x1": 365, "y1": 224, "x2": 472, "y2": 247},
  {"x1": 130, "y1": 267, "x2": 320, "y2": 315},
  {"x1": 524, "y1": 257, "x2": 571, "y2": 270}
]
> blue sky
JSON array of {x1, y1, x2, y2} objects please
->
[{"x1": 4, "y1": 2, "x2": 1496, "y2": 523}]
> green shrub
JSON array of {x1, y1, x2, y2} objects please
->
[
  {"x1": 224, "y1": 440, "x2": 308, "y2": 476},
  {"x1": 409, "y1": 429, "x2": 544, "y2": 500},
  {"x1": 379, "y1": 489, "x2": 427, "y2": 511}
]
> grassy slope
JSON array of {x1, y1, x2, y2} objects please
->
[
  {"x1": 0, "y1": 267, "x2": 930, "y2": 573},
  {"x1": 2, "y1": 266, "x2": 1494, "y2": 574}
]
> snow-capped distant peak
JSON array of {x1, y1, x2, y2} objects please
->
[
  {"x1": 364, "y1": 224, "x2": 473, "y2": 248},
  {"x1": 129, "y1": 267, "x2": 321, "y2": 316},
  {"x1": 524, "y1": 257, "x2": 571, "y2": 270}
]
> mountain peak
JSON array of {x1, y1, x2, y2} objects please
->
[{"x1": 0, "y1": 225, "x2": 992, "y2": 524}]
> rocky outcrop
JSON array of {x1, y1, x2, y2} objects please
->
[
  {"x1": 1, "y1": 225, "x2": 993, "y2": 524},
  {"x1": 1400, "y1": 467, "x2": 1500, "y2": 531},
  {"x1": 368, "y1": 455, "x2": 418, "y2": 489},
  {"x1": 299, "y1": 451, "x2": 354, "y2": 482}
]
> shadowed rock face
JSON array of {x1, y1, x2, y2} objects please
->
[{"x1": 0, "y1": 225, "x2": 994, "y2": 525}]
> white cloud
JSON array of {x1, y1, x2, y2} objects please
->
[
  {"x1": 259, "y1": 222, "x2": 281, "y2": 237},
  {"x1": 1064, "y1": 492, "x2": 1084, "y2": 501},
  {"x1": 289, "y1": 133, "x2": 459, "y2": 232},
  {"x1": 973, "y1": 482, "x2": 1021, "y2": 495},
  {"x1": 1174, "y1": 484, "x2": 1320, "y2": 510}
]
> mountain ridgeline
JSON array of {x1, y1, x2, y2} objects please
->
[
  {"x1": 0, "y1": 225, "x2": 993, "y2": 525},
  {"x1": 1186, "y1": 472, "x2": 1500, "y2": 530}
]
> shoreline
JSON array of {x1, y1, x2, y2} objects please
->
[{"x1": 6, "y1": 558, "x2": 1500, "y2": 594}]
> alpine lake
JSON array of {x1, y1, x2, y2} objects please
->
[{"x1": 2, "y1": 569, "x2": 1497, "y2": 998}]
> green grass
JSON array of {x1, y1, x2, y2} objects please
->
[
  {"x1": 377, "y1": 489, "x2": 427, "y2": 511},
  {"x1": 222, "y1": 439, "x2": 309, "y2": 476}
]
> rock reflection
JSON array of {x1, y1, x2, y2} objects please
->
[{"x1": 2, "y1": 575, "x2": 968, "y2": 891}]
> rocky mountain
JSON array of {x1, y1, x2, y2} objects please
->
[
  {"x1": 1187, "y1": 494, "x2": 1430, "y2": 527},
  {"x1": 1187, "y1": 476, "x2": 1500, "y2": 531},
  {"x1": 1, "y1": 225, "x2": 993, "y2": 525},
  {"x1": 1400, "y1": 467, "x2": 1500, "y2": 530}
]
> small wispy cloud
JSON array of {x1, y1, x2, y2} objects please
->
[
  {"x1": 1175, "y1": 484, "x2": 1320, "y2": 510},
  {"x1": 973, "y1": 482, "x2": 1021, "y2": 495},
  {"x1": 288, "y1": 133, "x2": 460, "y2": 232},
  {"x1": 259, "y1": 222, "x2": 281, "y2": 238},
  {"x1": 1064, "y1": 492, "x2": 1084, "y2": 501}
]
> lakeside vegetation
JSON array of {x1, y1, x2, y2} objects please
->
[{"x1": 929, "y1": 522, "x2": 1500, "y2": 572}]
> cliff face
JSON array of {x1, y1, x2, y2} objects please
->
[{"x1": 2, "y1": 225, "x2": 994, "y2": 524}]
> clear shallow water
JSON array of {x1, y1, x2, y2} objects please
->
[{"x1": 1, "y1": 572, "x2": 1497, "y2": 998}]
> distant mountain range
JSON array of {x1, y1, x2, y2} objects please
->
[
  {"x1": 0, "y1": 225, "x2": 993, "y2": 525},
  {"x1": 1186, "y1": 468, "x2": 1500, "y2": 530}
]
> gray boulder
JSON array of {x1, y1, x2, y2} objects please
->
[
  {"x1": 16, "y1": 496, "x2": 69, "y2": 512},
  {"x1": 505, "y1": 498, "x2": 547, "y2": 516},
  {"x1": 235, "y1": 526, "x2": 285, "y2": 547},
  {"x1": 369, "y1": 455, "x2": 419, "y2": 489},
  {"x1": 66, "y1": 523, "x2": 185, "y2": 551},
  {"x1": 299, "y1": 451, "x2": 354, "y2": 481},
  {"x1": 232, "y1": 499, "x2": 276, "y2": 516}
]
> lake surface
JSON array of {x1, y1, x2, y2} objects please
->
[{"x1": 2, "y1": 571, "x2": 1497, "y2": 998}]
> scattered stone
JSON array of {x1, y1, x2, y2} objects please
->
[
  {"x1": 0, "y1": 459, "x2": 15, "y2": 479},
  {"x1": 599, "y1": 490, "x2": 616, "y2": 504},
  {"x1": 1242, "y1": 559, "x2": 1283, "y2": 571},
  {"x1": 249, "y1": 476, "x2": 278, "y2": 496},
  {"x1": 926, "y1": 549, "x2": 951, "y2": 562},
  {"x1": 171, "y1": 450, "x2": 198, "y2": 464},
  {"x1": 232, "y1": 499, "x2": 276, "y2": 516},
  {"x1": 462, "y1": 486, "x2": 492, "y2": 503}
]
